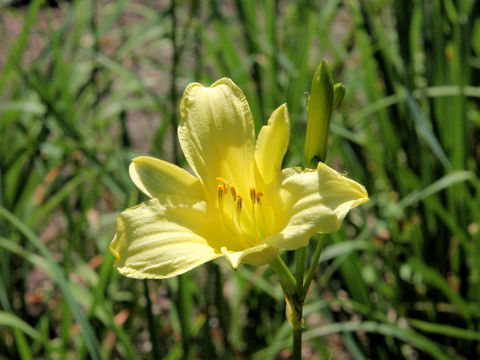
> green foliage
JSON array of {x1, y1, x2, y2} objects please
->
[{"x1": 1, "y1": 0, "x2": 479, "y2": 358}]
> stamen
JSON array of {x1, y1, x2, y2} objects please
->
[
  {"x1": 216, "y1": 177, "x2": 227, "y2": 185},
  {"x1": 255, "y1": 192, "x2": 268, "y2": 237},
  {"x1": 216, "y1": 177, "x2": 229, "y2": 193},
  {"x1": 250, "y1": 188, "x2": 259, "y2": 240},
  {"x1": 256, "y1": 192, "x2": 263, "y2": 204},
  {"x1": 217, "y1": 185, "x2": 224, "y2": 201},
  {"x1": 230, "y1": 186, "x2": 237, "y2": 200},
  {"x1": 250, "y1": 188, "x2": 256, "y2": 204},
  {"x1": 231, "y1": 194, "x2": 243, "y2": 233},
  {"x1": 214, "y1": 177, "x2": 268, "y2": 245},
  {"x1": 236, "y1": 195, "x2": 243, "y2": 216}
]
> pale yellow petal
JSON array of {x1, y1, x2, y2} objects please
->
[
  {"x1": 129, "y1": 156, "x2": 204, "y2": 199},
  {"x1": 110, "y1": 197, "x2": 221, "y2": 279},
  {"x1": 221, "y1": 243, "x2": 278, "y2": 269},
  {"x1": 265, "y1": 162, "x2": 368, "y2": 250},
  {"x1": 178, "y1": 78, "x2": 256, "y2": 200},
  {"x1": 255, "y1": 104, "x2": 290, "y2": 185}
]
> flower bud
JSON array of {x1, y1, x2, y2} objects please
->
[
  {"x1": 304, "y1": 59, "x2": 334, "y2": 168},
  {"x1": 333, "y1": 83, "x2": 346, "y2": 110}
]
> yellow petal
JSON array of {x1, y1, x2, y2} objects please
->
[
  {"x1": 255, "y1": 104, "x2": 290, "y2": 185},
  {"x1": 110, "y1": 197, "x2": 221, "y2": 279},
  {"x1": 265, "y1": 162, "x2": 369, "y2": 250},
  {"x1": 221, "y1": 243, "x2": 278, "y2": 269},
  {"x1": 129, "y1": 156, "x2": 204, "y2": 199},
  {"x1": 178, "y1": 78, "x2": 256, "y2": 200}
]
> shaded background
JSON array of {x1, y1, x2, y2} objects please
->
[{"x1": 1, "y1": 0, "x2": 480, "y2": 358}]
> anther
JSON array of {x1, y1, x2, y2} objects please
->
[
  {"x1": 256, "y1": 192, "x2": 263, "y2": 204},
  {"x1": 236, "y1": 195, "x2": 243, "y2": 216},
  {"x1": 250, "y1": 188, "x2": 256, "y2": 204},
  {"x1": 230, "y1": 186, "x2": 237, "y2": 200},
  {"x1": 216, "y1": 177, "x2": 229, "y2": 193},
  {"x1": 217, "y1": 185, "x2": 224, "y2": 201}
]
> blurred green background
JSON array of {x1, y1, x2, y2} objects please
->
[{"x1": 1, "y1": 0, "x2": 480, "y2": 359}]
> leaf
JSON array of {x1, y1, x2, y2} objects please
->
[{"x1": 0, "y1": 311, "x2": 41, "y2": 341}]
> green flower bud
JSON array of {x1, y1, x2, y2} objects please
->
[
  {"x1": 304, "y1": 59, "x2": 334, "y2": 168},
  {"x1": 333, "y1": 83, "x2": 346, "y2": 110}
]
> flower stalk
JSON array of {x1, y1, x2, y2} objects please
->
[
  {"x1": 270, "y1": 256, "x2": 304, "y2": 358},
  {"x1": 270, "y1": 236, "x2": 326, "y2": 359},
  {"x1": 274, "y1": 59, "x2": 349, "y2": 359},
  {"x1": 302, "y1": 235, "x2": 326, "y2": 298},
  {"x1": 271, "y1": 258, "x2": 302, "y2": 322}
]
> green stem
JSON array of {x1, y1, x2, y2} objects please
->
[
  {"x1": 295, "y1": 247, "x2": 306, "y2": 295},
  {"x1": 143, "y1": 280, "x2": 161, "y2": 359},
  {"x1": 178, "y1": 275, "x2": 193, "y2": 359},
  {"x1": 293, "y1": 327, "x2": 303, "y2": 360},
  {"x1": 270, "y1": 255, "x2": 304, "y2": 358},
  {"x1": 293, "y1": 246, "x2": 308, "y2": 360},
  {"x1": 302, "y1": 235, "x2": 325, "y2": 298},
  {"x1": 270, "y1": 256, "x2": 297, "y2": 295}
]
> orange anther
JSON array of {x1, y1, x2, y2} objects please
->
[
  {"x1": 250, "y1": 188, "x2": 256, "y2": 203},
  {"x1": 216, "y1": 177, "x2": 229, "y2": 193},
  {"x1": 236, "y1": 195, "x2": 243, "y2": 215},
  {"x1": 217, "y1": 185, "x2": 224, "y2": 201},
  {"x1": 230, "y1": 186, "x2": 237, "y2": 199},
  {"x1": 256, "y1": 192, "x2": 263, "y2": 204}
]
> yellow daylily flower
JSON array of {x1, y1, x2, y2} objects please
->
[{"x1": 110, "y1": 78, "x2": 368, "y2": 279}]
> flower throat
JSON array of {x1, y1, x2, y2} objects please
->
[{"x1": 216, "y1": 177, "x2": 268, "y2": 246}]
